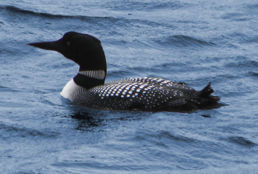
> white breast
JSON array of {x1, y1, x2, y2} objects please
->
[{"x1": 60, "y1": 79, "x2": 87, "y2": 102}]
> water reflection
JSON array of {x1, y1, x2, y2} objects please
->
[
  {"x1": 71, "y1": 111, "x2": 105, "y2": 130},
  {"x1": 68, "y1": 105, "x2": 148, "y2": 131},
  {"x1": 67, "y1": 105, "x2": 106, "y2": 130}
]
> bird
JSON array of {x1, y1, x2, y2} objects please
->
[{"x1": 29, "y1": 31, "x2": 220, "y2": 112}]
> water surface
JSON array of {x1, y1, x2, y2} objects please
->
[{"x1": 0, "y1": 0, "x2": 258, "y2": 173}]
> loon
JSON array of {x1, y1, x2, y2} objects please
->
[{"x1": 29, "y1": 31, "x2": 220, "y2": 112}]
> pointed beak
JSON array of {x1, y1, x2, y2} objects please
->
[{"x1": 28, "y1": 40, "x2": 62, "y2": 52}]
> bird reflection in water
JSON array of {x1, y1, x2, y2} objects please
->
[
  {"x1": 68, "y1": 105, "x2": 146, "y2": 131},
  {"x1": 70, "y1": 111, "x2": 105, "y2": 130}
]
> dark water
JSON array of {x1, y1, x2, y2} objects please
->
[{"x1": 1, "y1": 0, "x2": 258, "y2": 173}]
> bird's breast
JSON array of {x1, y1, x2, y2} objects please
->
[{"x1": 60, "y1": 79, "x2": 87, "y2": 102}]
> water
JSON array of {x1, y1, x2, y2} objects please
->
[{"x1": 0, "y1": 0, "x2": 258, "y2": 173}]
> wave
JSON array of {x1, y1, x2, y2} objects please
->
[
  {"x1": 0, "y1": 85, "x2": 19, "y2": 92},
  {"x1": 227, "y1": 32, "x2": 258, "y2": 44},
  {"x1": 222, "y1": 12, "x2": 249, "y2": 22},
  {"x1": 155, "y1": 35, "x2": 215, "y2": 48},
  {"x1": 0, "y1": 122, "x2": 58, "y2": 139},
  {"x1": 106, "y1": 1, "x2": 187, "y2": 11},
  {"x1": 135, "y1": 130, "x2": 196, "y2": 146},
  {"x1": 248, "y1": 71, "x2": 258, "y2": 77},
  {"x1": 0, "y1": 5, "x2": 119, "y2": 22},
  {"x1": 0, "y1": 4, "x2": 177, "y2": 29},
  {"x1": 107, "y1": 69, "x2": 133, "y2": 78},
  {"x1": 228, "y1": 136, "x2": 256, "y2": 147},
  {"x1": 226, "y1": 58, "x2": 258, "y2": 68},
  {"x1": 246, "y1": 3, "x2": 258, "y2": 9}
]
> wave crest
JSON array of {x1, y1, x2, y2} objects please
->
[
  {"x1": 0, "y1": 5, "x2": 119, "y2": 22},
  {"x1": 155, "y1": 35, "x2": 215, "y2": 48}
]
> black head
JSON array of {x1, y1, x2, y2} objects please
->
[{"x1": 29, "y1": 32, "x2": 106, "y2": 72}]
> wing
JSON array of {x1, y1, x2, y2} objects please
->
[
  {"x1": 81, "y1": 78, "x2": 198, "y2": 111},
  {"x1": 115, "y1": 77, "x2": 193, "y2": 90}
]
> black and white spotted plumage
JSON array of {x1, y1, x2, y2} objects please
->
[
  {"x1": 29, "y1": 31, "x2": 221, "y2": 112},
  {"x1": 69, "y1": 77, "x2": 217, "y2": 112}
]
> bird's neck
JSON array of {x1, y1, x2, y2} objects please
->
[{"x1": 73, "y1": 69, "x2": 106, "y2": 89}]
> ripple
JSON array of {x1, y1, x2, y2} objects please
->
[
  {"x1": 106, "y1": 1, "x2": 187, "y2": 11},
  {"x1": 228, "y1": 32, "x2": 258, "y2": 44},
  {"x1": 222, "y1": 12, "x2": 250, "y2": 21},
  {"x1": 226, "y1": 59, "x2": 258, "y2": 68},
  {"x1": 245, "y1": 3, "x2": 258, "y2": 12},
  {"x1": 248, "y1": 71, "x2": 258, "y2": 77},
  {"x1": 158, "y1": 130, "x2": 195, "y2": 143},
  {"x1": 228, "y1": 136, "x2": 256, "y2": 147},
  {"x1": 0, "y1": 5, "x2": 119, "y2": 22},
  {"x1": 0, "y1": 85, "x2": 19, "y2": 92},
  {"x1": 52, "y1": 161, "x2": 168, "y2": 173},
  {"x1": 0, "y1": 122, "x2": 58, "y2": 139},
  {"x1": 155, "y1": 35, "x2": 215, "y2": 48},
  {"x1": 243, "y1": 35, "x2": 258, "y2": 44},
  {"x1": 135, "y1": 130, "x2": 196, "y2": 147},
  {"x1": 107, "y1": 69, "x2": 133, "y2": 79}
]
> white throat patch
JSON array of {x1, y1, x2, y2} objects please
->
[
  {"x1": 78, "y1": 70, "x2": 105, "y2": 80},
  {"x1": 60, "y1": 79, "x2": 86, "y2": 102}
]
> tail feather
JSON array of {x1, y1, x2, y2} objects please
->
[
  {"x1": 166, "y1": 82, "x2": 222, "y2": 112},
  {"x1": 198, "y1": 82, "x2": 213, "y2": 97},
  {"x1": 196, "y1": 82, "x2": 220, "y2": 109}
]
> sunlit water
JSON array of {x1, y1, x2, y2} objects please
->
[{"x1": 0, "y1": 0, "x2": 258, "y2": 173}]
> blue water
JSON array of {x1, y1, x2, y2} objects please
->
[{"x1": 0, "y1": 0, "x2": 258, "y2": 173}]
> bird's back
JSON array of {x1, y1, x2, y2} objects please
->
[{"x1": 73, "y1": 77, "x2": 219, "y2": 112}]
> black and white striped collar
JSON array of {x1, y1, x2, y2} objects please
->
[
  {"x1": 78, "y1": 70, "x2": 106, "y2": 80},
  {"x1": 73, "y1": 70, "x2": 106, "y2": 89}
]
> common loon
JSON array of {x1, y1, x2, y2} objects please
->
[{"x1": 29, "y1": 31, "x2": 220, "y2": 112}]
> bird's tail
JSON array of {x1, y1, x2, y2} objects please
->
[{"x1": 196, "y1": 82, "x2": 220, "y2": 109}]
